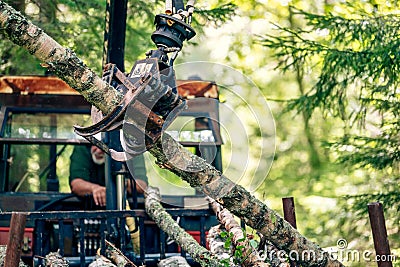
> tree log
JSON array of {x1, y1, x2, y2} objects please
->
[
  {"x1": 0, "y1": 2, "x2": 343, "y2": 266},
  {"x1": 145, "y1": 187, "x2": 220, "y2": 267},
  {"x1": 208, "y1": 197, "x2": 271, "y2": 267}
]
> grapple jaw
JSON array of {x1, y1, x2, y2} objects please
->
[{"x1": 73, "y1": 58, "x2": 186, "y2": 161}]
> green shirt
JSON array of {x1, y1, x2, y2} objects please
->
[{"x1": 69, "y1": 145, "x2": 148, "y2": 186}]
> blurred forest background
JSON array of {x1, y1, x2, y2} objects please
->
[{"x1": 1, "y1": 0, "x2": 399, "y2": 266}]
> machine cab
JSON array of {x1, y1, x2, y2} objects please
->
[{"x1": 0, "y1": 75, "x2": 222, "y2": 266}]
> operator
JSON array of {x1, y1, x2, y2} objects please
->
[
  {"x1": 69, "y1": 145, "x2": 148, "y2": 207},
  {"x1": 69, "y1": 144, "x2": 147, "y2": 253}
]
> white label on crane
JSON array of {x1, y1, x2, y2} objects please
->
[{"x1": 130, "y1": 63, "x2": 154, "y2": 78}]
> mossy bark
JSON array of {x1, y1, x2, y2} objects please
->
[
  {"x1": 208, "y1": 198, "x2": 271, "y2": 267},
  {"x1": 0, "y1": 2, "x2": 344, "y2": 267},
  {"x1": 145, "y1": 187, "x2": 221, "y2": 267}
]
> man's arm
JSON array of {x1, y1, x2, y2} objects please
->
[
  {"x1": 71, "y1": 177, "x2": 146, "y2": 206},
  {"x1": 70, "y1": 178, "x2": 106, "y2": 207}
]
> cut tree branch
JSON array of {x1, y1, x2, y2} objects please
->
[
  {"x1": 0, "y1": 2, "x2": 343, "y2": 266},
  {"x1": 207, "y1": 197, "x2": 271, "y2": 267},
  {"x1": 145, "y1": 187, "x2": 220, "y2": 267}
]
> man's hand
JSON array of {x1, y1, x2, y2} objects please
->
[
  {"x1": 91, "y1": 184, "x2": 106, "y2": 206},
  {"x1": 70, "y1": 178, "x2": 107, "y2": 206}
]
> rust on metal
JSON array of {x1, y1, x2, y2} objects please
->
[
  {"x1": 368, "y1": 202, "x2": 393, "y2": 267},
  {"x1": 0, "y1": 76, "x2": 218, "y2": 97},
  {"x1": 282, "y1": 197, "x2": 297, "y2": 229},
  {"x1": 5, "y1": 212, "x2": 27, "y2": 267},
  {"x1": 0, "y1": 75, "x2": 221, "y2": 158},
  {"x1": 176, "y1": 80, "x2": 218, "y2": 99},
  {"x1": 0, "y1": 76, "x2": 78, "y2": 94},
  {"x1": 282, "y1": 197, "x2": 298, "y2": 267}
]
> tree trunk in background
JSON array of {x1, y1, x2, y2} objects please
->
[
  {"x1": 0, "y1": 2, "x2": 344, "y2": 266},
  {"x1": 36, "y1": 0, "x2": 56, "y2": 24},
  {"x1": 287, "y1": 8, "x2": 322, "y2": 171}
]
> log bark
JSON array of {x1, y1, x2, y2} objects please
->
[
  {"x1": 145, "y1": 187, "x2": 220, "y2": 267},
  {"x1": 0, "y1": 2, "x2": 344, "y2": 266},
  {"x1": 208, "y1": 198, "x2": 271, "y2": 267}
]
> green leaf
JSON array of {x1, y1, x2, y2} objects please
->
[{"x1": 220, "y1": 231, "x2": 228, "y2": 238}]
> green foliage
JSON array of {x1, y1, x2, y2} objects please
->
[
  {"x1": 1, "y1": 0, "x2": 106, "y2": 75},
  {"x1": 6, "y1": 0, "x2": 400, "y2": 264},
  {"x1": 325, "y1": 135, "x2": 400, "y2": 170},
  {"x1": 221, "y1": 231, "x2": 233, "y2": 249},
  {"x1": 258, "y1": 0, "x2": 400, "y2": 255},
  {"x1": 261, "y1": 5, "x2": 400, "y2": 182},
  {"x1": 259, "y1": 7, "x2": 400, "y2": 120},
  {"x1": 194, "y1": 3, "x2": 237, "y2": 26},
  {"x1": 347, "y1": 190, "x2": 400, "y2": 216},
  {"x1": 0, "y1": 0, "x2": 237, "y2": 75},
  {"x1": 218, "y1": 229, "x2": 252, "y2": 266}
]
